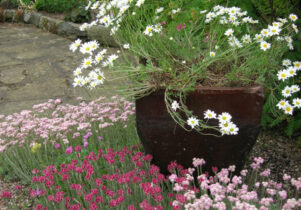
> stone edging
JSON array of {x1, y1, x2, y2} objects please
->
[{"x1": 2, "y1": 9, "x2": 118, "y2": 47}]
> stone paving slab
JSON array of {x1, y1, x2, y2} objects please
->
[{"x1": 0, "y1": 23, "x2": 126, "y2": 115}]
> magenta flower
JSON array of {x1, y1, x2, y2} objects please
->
[
  {"x1": 65, "y1": 146, "x2": 73, "y2": 154},
  {"x1": 55, "y1": 143, "x2": 60, "y2": 149}
]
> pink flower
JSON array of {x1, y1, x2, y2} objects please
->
[
  {"x1": 279, "y1": 190, "x2": 287, "y2": 199},
  {"x1": 176, "y1": 194, "x2": 187, "y2": 204},
  {"x1": 65, "y1": 146, "x2": 73, "y2": 154},
  {"x1": 55, "y1": 144, "x2": 60, "y2": 149},
  {"x1": 192, "y1": 158, "x2": 206, "y2": 167},
  {"x1": 212, "y1": 166, "x2": 218, "y2": 173},
  {"x1": 1, "y1": 191, "x2": 12, "y2": 198},
  {"x1": 128, "y1": 205, "x2": 136, "y2": 210}
]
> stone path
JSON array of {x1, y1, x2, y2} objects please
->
[{"x1": 0, "y1": 23, "x2": 121, "y2": 115}]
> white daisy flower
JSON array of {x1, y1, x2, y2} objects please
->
[
  {"x1": 261, "y1": 29, "x2": 271, "y2": 37},
  {"x1": 284, "y1": 36, "x2": 293, "y2": 44},
  {"x1": 91, "y1": 1, "x2": 99, "y2": 10},
  {"x1": 95, "y1": 53, "x2": 104, "y2": 63},
  {"x1": 293, "y1": 61, "x2": 301, "y2": 70},
  {"x1": 135, "y1": 0, "x2": 145, "y2": 7},
  {"x1": 282, "y1": 86, "x2": 292, "y2": 98},
  {"x1": 171, "y1": 8, "x2": 181, "y2": 14},
  {"x1": 200, "y1": 10, "x2": 207, "y2": 14},
  {"x1": 143, "y1": 25, "x2": 153, "y2": 36},
  {"x1": 292, "y1": 23, "x2": 298, "y2": 33},
  {"x1": 156, "y1": 7, "x2": 164, "y2": 14},
  {"x1": 79, "y1": 23, "x2": 89, "y2": 31},
  {"x1": 73, "y1": 67, "x2": 82, "y2": 76},
  {"x1": 110, "y1": 26, "x2": 119, "y2": 35},
  {"x1": 277, "y1": 99, "x2": 289, "y2": 110},
  {"x1": 293, "y1": 98, "x2": 301, "y2": 108},
  {"x1": 108, "y1": 54, "x2": 118, "y2": 63},
  {"x1": 219, "y1": 122, "x2": 231, "y2": 134},
  {"x1": 268, "y1": 25, "x2": 281, "y2": 36},
  {"x1": 289, "y1": 14, "x2": 298, "y2": 22},
  {"x1": 73, "y1": 76, "x2": 84, "y2": 87},
  {"x1": 287, "y1": 67, "x2": 297, "y2": 77},
  {"x1": 277, "y1": 70, "x2": 289, "y2": 81},
  {"x1": 282, "y1": 59, "x2": 291, "y2": 67},
  {"x1": 232, "y1": 21, "x2": 240, "y2": 26},
  {"x1": 169, "y1": 37, "x2": 174, "y2": 40},
  {"x1": 100, "y1": 49, "x2": 107, "y2": 55},
  {"x1": 204, "y1": 110, "x2": 217, "y2": 119},
  {"x1": 89, "y1": 81, "x2": 97, "y2": 89},
  {"x1": 153, "y1": 24, "x2": 162, "y2": 33},
  {"x1": 283, "y1": 104, "x2": 293, "y2": 115},
  {"x1": 254, "y1": 34, "x2": 263, "y2": 42},
  {"x1": 82, "y1": 57, "x2": 93, "y2": 69},
  {"x1": 218, "y1": 112, "x2": 232, "y2": 124},
  {"x1": 278, "y1": 18, "x2": 288, "y2": 24},
  {"x1": 187, "y1": 117, "x2": 199, "y2": 129},
  {"x1": 119, "y1": 5, "x2": 129, "y2": 15},
  {"x1": 171, "y1": 101, "x2": 180, "y2": 111},
  {"x1": 242, "y1": 34, "x2": 251, "y2": 44},
  {"x1": 272, "y1": 22, "x2": 282, "y2": 27},
  {"x1": 123, "y1": 43, "x2": 130, "y2": 49},
  {"x1": 242, "y1": 16, "x2": 251, "y2": 23},
  {"x1": 96, "y1": 71, "x2": 105, "y2": 84},
  {"x1": 229, "y1": 123, "x2": 239, "y2": 135},
  {"x1": 80, "y1": 42, "x2": 93, "y2": 54},
  {"x1": 90, "y1": 41, "x2": 99, "y2": 51},
  {"x1": 260, "y1": 41, "x2": 271, "y2": 51},
  {"x1": 291, "y1": 85, "x2": 300, "y2": 93},
  {"x1": 229, "y1": 15, "x2": 237, "y2": 22},
  {"x1": 132, "y1": 12, "x2": 136, "y2": 15},
  {"x1": 85, "y1": 1, "x2": 92, "y2": 10},
  {"x1": 206, "y1": 12, "x2": 216, "y2": 19},
  {"x1": 209, "y1": 51, "x2": 216, "y2": 57},
  {"x1": 225, "y1": 28, "x2": 234, "y2": 36},
  {"x1": 69, "y1": 39, "x2": 82, "y2": 52}
]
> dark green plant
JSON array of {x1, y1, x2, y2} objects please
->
[
  {"x1": 64, "y1": 5, "x2": 91, "y2": 23},
  {"x1": 34, "y1": 0, "x2": 88, "y2": 13}
]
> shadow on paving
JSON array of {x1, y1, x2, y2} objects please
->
[{"x1": 0, "y1": 23, "x2": 131, "y2": 115}]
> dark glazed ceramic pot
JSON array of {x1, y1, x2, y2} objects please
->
[{"x1": 136, "y1": 86, "x2": 264, "y2": 175}]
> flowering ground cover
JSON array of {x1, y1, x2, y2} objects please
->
[{"x1": 0, "y1": 96, "x2": 300, "y2": 209}]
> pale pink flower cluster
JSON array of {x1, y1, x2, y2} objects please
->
[
  {"x1": 170, "y1": 157, "x2": 301, "y2": 210},
  {"x1": 0, "y1": 96, "x2": 135, "y2": 152}
]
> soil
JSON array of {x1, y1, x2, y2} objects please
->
[{"x1": 0, "y1": 130, "x2": 300, "y2": 209}]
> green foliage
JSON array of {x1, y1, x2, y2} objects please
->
[
  {"x1": 64, "y1": 5, "x2": 91, "y2": 23},
  {"x1": 0, "y1": 118, "x2": 139, "y2": 183},
  {"x1": 251, "y1": 0, "x2": 300, "y2": 24},
  {"x1": 34, "y1": 0, "x2": 88, "y2": 13}
]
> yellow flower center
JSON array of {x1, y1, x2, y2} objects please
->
[
  {"x1": 85, "y1": 61, "x2": 91, "y2": 66},
  {"x1": 292, "y1": 16, "x2": 296, "y2": 20},
  {"x1": 222, "y1": 116, "x2": 227, "y2": 120},
  {"x1": 97, "y1": 75, "x2": 102, "y2": 80},
  {"x1": 224, "y1": 123, "x2": 228, "y2": 127},
  {"x1": 280, "y1": 102, "x2": 285, "y2": 106},
  {"x1": 86, "y1": 47, "x2": 90, "y2": 51},
  {"x1": 296, "y1": 63, "x2": 300, "y2": 67},
  {"x1": 281, "y1": 73, "x2": 286, "y2": 78},
  {"x1": 286, "y1": 90, "x2": 290, "y2": 94},
  {"x1": 191, "y1": 121, "x2": 195, "y2": 124},
  {"x1": 263, "y1": 44, "x2": 267, "y2": 48},
  {"x1": 289, "y1": 70, "x2": 294, "y2": 74},
  {"x1": 208, "y1": 114, "x2": 212, "y2": 117},
  {"x1": 77, "y1": 80, "x2": 81, "y2": 84},
  {"x1": 97, "y1": 56, "x2": 102, "y2": 61},
  {"x1": 286, "y1": 107, "x2": 291, "y2": 112},
  {"x1": 147, "y1": 28, "x2": 152, "y2": 32}
]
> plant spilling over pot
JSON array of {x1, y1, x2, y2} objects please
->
[{"x1": 70, "y1": 0, "x2": 300, "y2": 136}]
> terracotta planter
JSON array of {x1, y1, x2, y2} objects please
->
[{"x1": 136, "y1": 86, "x2": 264, "y2": 174}]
